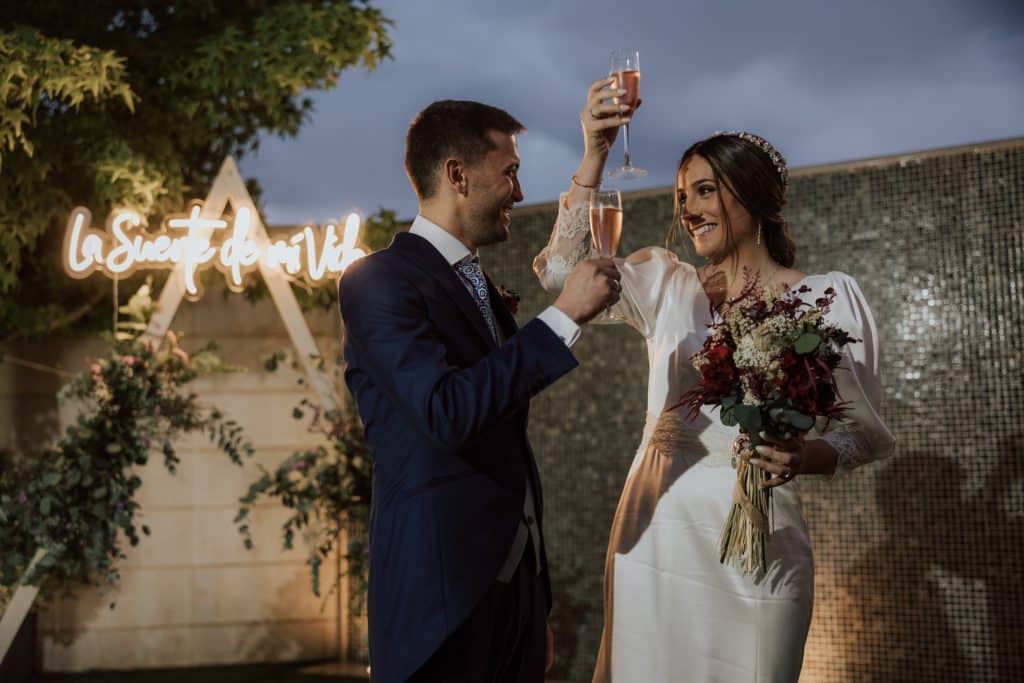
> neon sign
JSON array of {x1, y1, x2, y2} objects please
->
[{"x1": 63, "y1": 201, "x2": 367, "y2": 297}]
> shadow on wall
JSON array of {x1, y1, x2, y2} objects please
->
[
  {"x1": 546, "y1": 560, "x2": 588, "y2": 681},
  {"x1": 842, "y1": 440, "x2": 1024, "y2": 680}
]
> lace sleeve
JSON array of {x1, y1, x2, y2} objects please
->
[
  {"x1": 532, "y1": 193, "x2": 685, "y2": 336},
  {"x1": 533, "y1": 193, "x2": 594, "y2": 293},
  {"x1": 820, "y1": 427, "x2": 875, "y2": 478}
]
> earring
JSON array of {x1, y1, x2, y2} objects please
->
[{"x1": 756, "y1": 223, "x2": 762, "y2": 246}]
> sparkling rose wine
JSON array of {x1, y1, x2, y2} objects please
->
[
  {"x1": 590, "y1": 206, "x2": 623, "y2": 257},
  {"x1": 611, "y1": 69, "x2": 640, "y2": 110}
]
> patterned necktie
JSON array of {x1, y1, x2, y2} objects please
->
[{"x1": 454, "y1": 256, "x2": 500, "y2": 344}]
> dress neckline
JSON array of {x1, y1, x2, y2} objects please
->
[{"x1": 696, "y1": 269, "x2": 837, "y2": 315}]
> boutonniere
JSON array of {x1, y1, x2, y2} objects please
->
[{"x1": 497, "y1": 285, "x2": 520, "y2": 315}]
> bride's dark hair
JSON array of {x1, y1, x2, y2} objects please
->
[{"x1": 667, "y1": 134, "x2": 796, "y2": 268}]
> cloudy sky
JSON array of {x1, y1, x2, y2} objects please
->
[{"x1": 242, "y1": 0, "x2": 1024, "y2": 225}]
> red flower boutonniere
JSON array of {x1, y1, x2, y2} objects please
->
[{"x1": 497, "y1": 285, "x2": 520, "y2": 315}]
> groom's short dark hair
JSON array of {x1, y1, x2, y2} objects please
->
[{"x1": 406, "y1": 100, "x2": 525, "y2": 199}]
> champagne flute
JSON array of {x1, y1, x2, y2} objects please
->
[
  {"x1": 590, "y1": 189, "x2": 623, "y2": 258},
  {"x1": 607, "y1": 49, "x2": 646, "y2": 179}
]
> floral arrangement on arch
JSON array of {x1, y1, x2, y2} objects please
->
[
  {"x1": 0, "y1": 283, "x2": 252, "y2": 603},
  {"x1": 671, "y1": 273, "x2": 858, "y2": 574},
  {"x1": 236, "y1": 352, "x2": 371, "y2": 611}
]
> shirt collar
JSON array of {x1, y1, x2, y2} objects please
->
[{"x1": 409, "y1": 214, "x2": 478, "y2": 266}]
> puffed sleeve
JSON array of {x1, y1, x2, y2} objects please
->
[
  {"x1": 533, "y1": 193, "x2": 683, "y2": 337},
  {"x1": 605, "y1": 247, "x2": 685, "y2": 337},
  {"x1": 815, "y1": 272, "x2": 896, "y2": 476}
]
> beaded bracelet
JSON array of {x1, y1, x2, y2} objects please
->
[{"x1": 571, "y1": 174, "x2": 598, "y2": 190}]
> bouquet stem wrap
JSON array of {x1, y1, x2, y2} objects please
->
[{"x1": 721, "y1": 445, "x2": 771, "y2": 573}]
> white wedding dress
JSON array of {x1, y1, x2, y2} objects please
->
[{"x1": 534, "y1": 195, "x2": 896, "y2": 683}]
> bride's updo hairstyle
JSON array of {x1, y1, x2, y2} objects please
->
[{"x1": 669, "y1": 132, "x2": 796, "y2": 268}]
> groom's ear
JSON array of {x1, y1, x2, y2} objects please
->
[{"x1": 444, "y1": 158, "x2": 469, "y2": 197}]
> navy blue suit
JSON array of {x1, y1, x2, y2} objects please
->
[{"x1": 338, "y1": 231, "x2": 578, "y2": 682}]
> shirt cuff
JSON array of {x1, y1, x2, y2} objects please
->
[{"x1": 537, "y1": 306, "x2": 581, "y2": 348}]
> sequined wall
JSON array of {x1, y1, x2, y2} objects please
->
[{"x1": 478, "y1": 139, "x2": 1024, "y2": 682}]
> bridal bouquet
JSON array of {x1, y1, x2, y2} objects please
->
[{"x1": 670, "y1": 274, "x2": 858, "y2": 574}]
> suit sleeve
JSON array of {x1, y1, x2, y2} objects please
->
[{"x1": 339, "y1": 257, "x2": 578, "y2": 451}]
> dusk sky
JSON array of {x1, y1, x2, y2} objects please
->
[{"x1": 241, "y1": 0, "x2": 1024, "y2": 225}]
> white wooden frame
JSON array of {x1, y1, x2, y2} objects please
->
[{"x1": 1, "y1": 157, "x2": 350, "y2": 663}]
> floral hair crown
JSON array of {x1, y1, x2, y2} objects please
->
[{"x1": 710, "y1": 131, "x2": 788, "y2": 188}]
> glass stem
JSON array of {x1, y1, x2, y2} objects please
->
[{"x1": 622, "y1": 122, "x2": 633, "y2": 168}]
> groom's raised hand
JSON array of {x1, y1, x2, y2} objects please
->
[{"x1": 554, "y1": 257, "x2": 621, "y2": 325}]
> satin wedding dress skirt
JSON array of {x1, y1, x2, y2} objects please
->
[{"x1": 592, "y1": 410, "x2": 814, "y2": 683}]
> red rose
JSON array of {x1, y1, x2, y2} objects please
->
[
  {"x1": 698, "y1": 343, "x2": 737, "y2": 397},
  {"x1": 779, "y1": 349, "x2": 812, "y2": 406}
]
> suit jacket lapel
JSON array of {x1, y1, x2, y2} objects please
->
[{"x1": 391, "y1": 232, "x2": 497, "y2": 350}]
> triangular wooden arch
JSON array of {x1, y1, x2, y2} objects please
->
[
  {"x1": 143, "y1": 156, "x2": 342, "y2": 411},
  {"x1": 1, "y1": 157, "x2": 352, "y2": 660}
]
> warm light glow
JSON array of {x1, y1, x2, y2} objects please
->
[{"x1": 62, "y1": 201, "x2": 368, "y2": 297}]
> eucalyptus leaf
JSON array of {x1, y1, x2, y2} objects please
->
[
  {"x1": 733, "y1": 404, "x2": 763, "y2": 433},
  {"x1": 783, "y1": 410, "x2": 815, "y2": 431},
  {"x1": 794, "y1": 332, "x2": 821, "y2": 354},
  {"x1": 720, "y1": 407, "x2": 738, "y2": 427}
]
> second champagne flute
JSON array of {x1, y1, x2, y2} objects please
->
[
  {"x1": 607, "y1": 49, "x2": 646, "y2": 179},
  {"x1": 590, "y1": 189, "x2": 623, "y2": 258}
]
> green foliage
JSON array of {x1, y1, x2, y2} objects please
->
[
  {"x1": 732, "y1": 403, "x2": 763, "y2": 434},
  {"x1": 0, "y1": 283, "x2": 254, "y2": 600},
  {"x1": 794, "y1": 332, "x2": 821, "y2": 354},
  {"x1": 237, "y1": 356, "x2": 370, "y2": 611},
  {"x1": 0, "y1": 27, "x2": 134, "y2": 166},
  {"x1": 361, "y1": 208, "x2": 403, "y2": 253},
  {"x1": 0, "y1": 1, "x2": 393, "y2": 341}
]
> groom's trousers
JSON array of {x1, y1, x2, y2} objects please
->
[{"x1": 407, "y1": 539, "x2": 547, "y2": 682}]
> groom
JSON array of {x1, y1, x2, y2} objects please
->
[{"x1": 338, "y1": 100, "x2": 620, "y2": 682}]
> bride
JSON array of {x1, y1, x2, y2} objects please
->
[{"x1": 534, "y1": 77, "x2": 896, "y2": 682}]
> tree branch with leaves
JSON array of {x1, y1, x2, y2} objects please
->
[{"x1": 0, "y1": 1, "x2": 393, "y2": 341}]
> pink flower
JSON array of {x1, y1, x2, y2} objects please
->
[
  {"x1": 89, "y1": 362, "x2": 102, "y2": 374},
  {"x1": 122, "y1": 355, "x2": 138, "y2": 366}
]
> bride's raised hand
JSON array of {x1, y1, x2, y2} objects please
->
[{"x1": 581, "y1": 76, "x2": 636, "y2": 158}]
